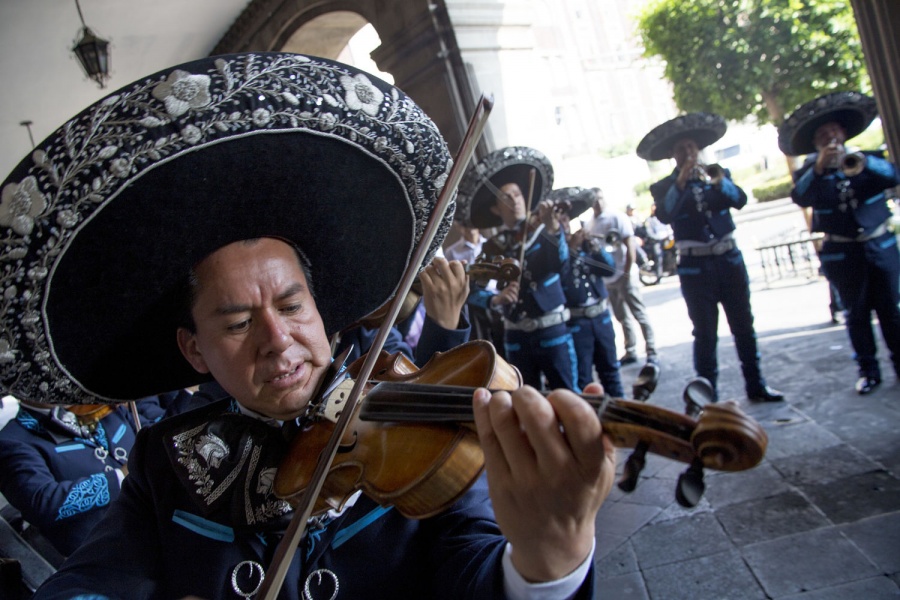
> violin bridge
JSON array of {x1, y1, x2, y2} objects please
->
[{"x1": 319, "y1": 378, "x2": 366, "y2": 424}]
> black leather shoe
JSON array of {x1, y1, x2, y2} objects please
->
[
  {"x1": 855, "y1": 376, "x2": 881, "y2": 395},
  {"x1": 748, "y1": 386, "x2": 785, "y2": 403},
  {"x1": 619, "y1": 354, "x2": 638, "y2": 366}
]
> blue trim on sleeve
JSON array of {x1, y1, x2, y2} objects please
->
[
  {"x1": 720, "y1": 178, "x2": 739, "y2": 201},
  {"x1": 112, "y1": 424, "x2": 127, "y2": 444},
  {"x1": 543, "y1": 273, "x2": 560, "y2": 287},
  {"x1": 794, "y1": 166, "x2": 815, "y2": 196},
  {"x1": 331, "y1": 506, "x2": 393, "y2": 549},
  {"x1": 880, "y1": 236, "x2": 897, "y2": 249},
  {"x1": 172, "y1": 510, "x2": 235, "y2": 542},
  {"x1": 868, "y1": 156, "x2": 898, "y2": 179},
  {"x1": 55, "y1": 443, "x2": 87, "y2": 453},
  {"x1": 57, "y1": 473, "x2": 110, "y2": 520},
  {"x1": 664, "y1": 183, "x2": 680, "y2": 214}
]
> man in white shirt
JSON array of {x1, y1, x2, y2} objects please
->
[{"x1": 585, "y1": 188, "x2": 659, "y2": 366}]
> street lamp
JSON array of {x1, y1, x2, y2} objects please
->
[{"x1": 72, "y1": 0, "x2": 110, "y2": 89}]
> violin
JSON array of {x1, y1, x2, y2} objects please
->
[
  {"x1": 357, "y1": 257, "x2": 521, "y2": 329},
  {"x1": 68, "y1": 404, "x2": 116, "y2": 427},
  {"x1": 273, "y1": 340, "x2": 767, "y2": 518}
]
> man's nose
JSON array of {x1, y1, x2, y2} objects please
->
[{"x1": 257, "y1": 312, "x2": 291, "y2": 354}]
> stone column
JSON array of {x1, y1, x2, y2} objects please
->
[{"x1": 850, "y1": 0, "x2": 900, "y2": 160}]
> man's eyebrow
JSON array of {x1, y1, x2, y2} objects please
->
[{"x1": 214, "y1": 282, "x2": 308, "y2": 316}]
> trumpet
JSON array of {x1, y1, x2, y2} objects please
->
[
  {"x1": 690, "y1": 163, "x2": 725, "y2": 185},
  {"x1": 841, "y1": 152, "x2": 866, "y2": 177}
]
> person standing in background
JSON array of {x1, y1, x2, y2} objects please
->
[
  {"x1": 639, "y1": 112, "x2": 783, "y2": 403},
  {"x1": 780, "y1": 91, "x2": 900, "y2": 395},
  {"x1": 584, "y1": 189, "x2": 659, "y2": 368}
]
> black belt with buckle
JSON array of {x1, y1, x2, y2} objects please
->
[
  {"x1": 681, "y1": 239, "x2": 736, "y2": 257},
  {"x1": 504, "y1": 309, "x2": 571, "y2": 332},
  {"x1": 568, "y1": 299, "x2": 609, "y2": 319}
]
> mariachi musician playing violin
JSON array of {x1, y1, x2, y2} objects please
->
[
  {"x1": 459, "y1": 146, "x2": 581, "y2": 392},
  {"x1": 0, "y1": 397, "x2": 168, "y2": 557},
  {"x1": 2, "y1": 54, "x2": 614, "y2": 599}
]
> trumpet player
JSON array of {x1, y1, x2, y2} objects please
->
[
  {"x1": 780, "y1": 91, "x2": 900, "y2": 395},
  {"x1": 638, "y1": 113, "x2": 784, "y2": 403}
]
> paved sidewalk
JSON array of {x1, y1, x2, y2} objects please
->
[{"x1": 594, "y1": 253, "x2": 900, "y2": 598}]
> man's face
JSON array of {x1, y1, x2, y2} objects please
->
[
  {"x1": 672, "y1": 137, "x2": 700, "y2": 168},
  {"x1": 592, "y1": 190, "x2": 605, "y2": 216},
  {"x1": 176, "y1": 238, "x2": 332, "y2": 420},
  {"x1": 490, "y1": 182, "x2": 526, "y2": 227},
  {"x1": 812, "y1": 121, "x2": 847, "y2": 152}
]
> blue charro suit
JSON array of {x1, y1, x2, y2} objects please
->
[
  {"x1": 472, "y1": 224, "x2": 578, "y2": 391},
  {"x1": 652, "y1": 169, "x2": 772, "y2": 398},
  {"x1": 791, "y1": 152, "x2": 900, "y2": 381},
  {"x1": 563, "y1": 240, "x2": 624, "y2": 396},
  {"x1": 34, "y1": 399, "x2": 595, "y2": 600},
  {"x1": 0, "y1": 400, "x2": 164, "y2": 556}
]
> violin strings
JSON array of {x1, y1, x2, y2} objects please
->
[{"x1": 360, "y1": 383, "x2": 691, "y2": 436}]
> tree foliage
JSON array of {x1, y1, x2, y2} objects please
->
[{"x1": 636, "y1": 0, "x2": 867, "y2": 126}]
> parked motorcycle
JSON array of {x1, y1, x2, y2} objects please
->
[{"x1": 639, "y1": 235, "x2": 678, "y2": 286}]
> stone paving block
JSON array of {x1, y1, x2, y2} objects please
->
[
  {"x1": 741, "y1": 526, "x2": 878, "y2": 597},
  {"x1": 593, "y1": 571, "x2": 649, "y2": 600},
  {"x1": 771, "y1": 443, "x2": 884, "y2": 486},
  {"x1": 715, "y1": 490, "x2": 831, "y2": 547},
  {"x1": 777, "y1": 575, "x2": 900, "y2": 600},
  {"x1": 642, "y1": 549, "x2": 765, "y2": 600},
  {"x1": 704, "y1": 463, "x2": 793, "y2": 508},
  {"x1": 594, "y1": 540, "x2": 640, "y2": 579},
  {"x1": 839, "y1": 512, "x2": 900, "y2": 573},
  {"x1": 631, "y1": 511, "x2": 732, "y2": 569},
  {"x1": 760, "y1": 419, "x2": 844, "y2": 461},
  {"x1": 596, "y1": 500, "x2": 661, "y2": 539},
  {"x1": 613, "y1": 475, "x2": 679, "y2": 509},
  {"x1": 650, "y1": 498, "x2": 714, "y2": 524},
  {"x1": 801, "y1": 470, "x2": 900, "y2": 524}
]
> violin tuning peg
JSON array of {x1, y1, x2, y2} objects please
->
[
  {"x1": 618, "y1": 441, "x2": 649, "y2": 493},
  {"x1": 675, "y1": 459, "x2": 706, "y2": 508},
  {"x1": 682, "y1": 376, "x2": 715, "y2": 417},
  {"x1": 632, "y1": 363, "x2": 660, "y2": 402}
]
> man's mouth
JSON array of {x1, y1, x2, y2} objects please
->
[{"x1": 270, "y1": 365, "x2": 301, "y2": 386}]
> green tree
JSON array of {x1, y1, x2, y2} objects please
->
[{"x1": 636, "y1": 0, "x2": 867, "y2": 127}]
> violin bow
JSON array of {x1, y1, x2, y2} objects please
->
[
  {"x1": 515, "y1": 168, "x2": 537, "y2": 289},
  {"x1": 257, "y1": 94, "x2": 495, "y2": 600}
]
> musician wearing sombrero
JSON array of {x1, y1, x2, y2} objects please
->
[
  {"x1": 639, "y1": 113, "x2": 784, "y2": 403},
  {"x1": 779, "y1": 91, "x2": 900, "y2": 395},
  {"x1": 0, "y1": 395, "x2": 170, "y2": 557},
  {"x1": 458, "y1": 147, "x2": 580, "y2": 392},
  {"x1": 550, "y1": 187, "x2": 624, "y2": 397},
  {"x1": 1, "y1": 54, "x2": 614, "y2": 599}
]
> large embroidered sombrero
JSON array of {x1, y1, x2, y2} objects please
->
[
  {"x1": 457, "y1": 146, "x2": 553, "y2": 229},
  {"x1": 0, "y1": 52, "x2": 453, "y2": 405},
  {"x1": 777, "y1": 91, "x2": 878, "y2": 156},
  {"x1": 636, "y1": 113, "x2": 727, "y2": 161},
  {"x1": 546, "y1": 187, "x2": 595, "y2": 220}
]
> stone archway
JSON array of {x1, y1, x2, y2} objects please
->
[{"x1": 212, "y1": 0, "x2": 481, "y2": 155}]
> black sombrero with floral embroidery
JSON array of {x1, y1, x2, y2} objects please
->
[
  {"x1": 457, "y1": 146, "x2": 553, "y2": 229},
  {"x1": 777, "y1": 91, "x2": 878, "y2": 156},
  {"x1": 0, "y1": 53, "x2": 453, "y2": 404},
  {"x1": 636, "y1": 113, "x2": 727, "y2": 161}
]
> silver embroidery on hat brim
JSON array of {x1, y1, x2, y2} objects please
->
[{"x1": 0, "y1": 53, "x2": 453, "y2": 405}]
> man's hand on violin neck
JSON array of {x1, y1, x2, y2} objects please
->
[
  {"x1": 472, "y1": 383, "x2": 615, "y2": 582},
  {"x1": 420, "y1": 257, "x2": 469, "y2": 330}
]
